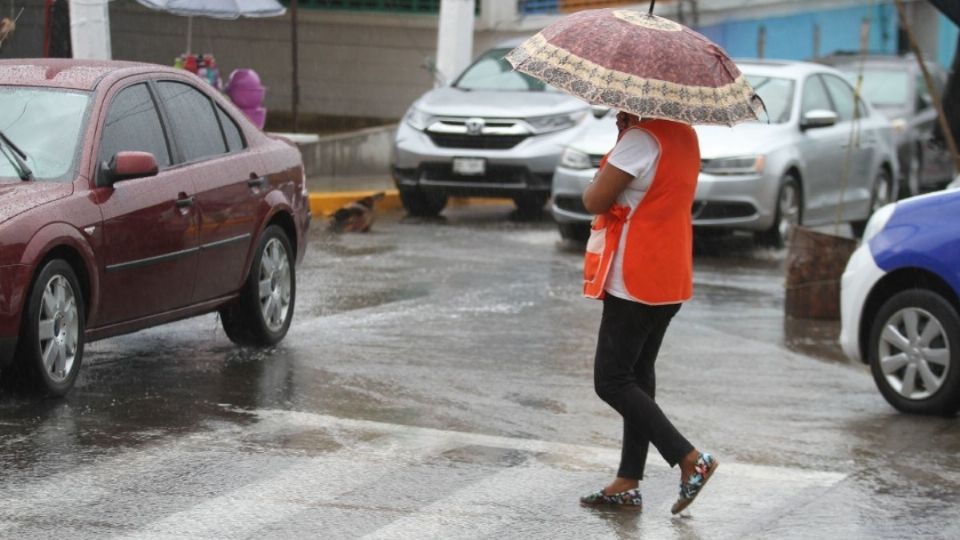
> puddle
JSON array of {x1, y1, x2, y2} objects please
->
[{"x1": 311, "y1": 285, "x2": 431, "y2": 317}]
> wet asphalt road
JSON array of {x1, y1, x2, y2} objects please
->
[{"x1": 0, "y1": 204, "x2": 958, "y2": 539}]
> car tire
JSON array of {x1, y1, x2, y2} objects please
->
[
  {"x1": 11, "y1": 260, "x2": 86, "y2": 396},
  {"x1": 220, "y1": 226, "x2": 296, "y2": 347},
  {"x1": 756, "y1": 173, "x2": 801, "y2": 248},
  {"x1": 399, "y1": 188, "x2": 447, "y2": 217},
  {"x1": 852, "y1": 167, "x2": 893, "y2": 238},
  {"x1": 513, "y1": 193, "x2": 549, "y2": 217},
  {"x1": 867, "y1": 289, "x2": 960, "y2": 416},
  {"x1": 557, "y1": 222, "x2": 590, "y2": 242},
  {"x1": 901, "y1": 145, "x2": 922, "y2": 199}
]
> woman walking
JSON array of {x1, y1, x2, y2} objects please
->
[
  {"x1": 577, "y1": 111, "x2": 716, "y2": 513},
  {"x1": 505, "y1": 1, "x2": 763, "y2": 515}
]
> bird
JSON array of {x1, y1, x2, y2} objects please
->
[{"x1": 327, "y1": 192, "x2": 385, "y2": 233}]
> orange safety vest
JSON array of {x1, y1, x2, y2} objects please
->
[{"x1": 583, "y1": 119, "x2": 701, "y2": 304}]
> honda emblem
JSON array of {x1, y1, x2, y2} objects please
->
[{"x1": 465, "y1": 118, "x2": 485, "y2": 135}]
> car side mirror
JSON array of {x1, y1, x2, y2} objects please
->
[
  {"x1": 98, "y1": 151, "x2": 158, "y2": 187},
  {"x1": 800, "y1": 109, "x2": 838, "y2": 131}
]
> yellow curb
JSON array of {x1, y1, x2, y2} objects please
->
[{"x1": 309, "y1": 191, "x2": 514, "y2": 217}]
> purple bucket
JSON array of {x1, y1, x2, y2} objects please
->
[
  {"x1": 239, "y1": 106, "x2": 267, "y2": 129},
  {"x1": 226, "y1": 69, "x2": 266, "y2": 109}
]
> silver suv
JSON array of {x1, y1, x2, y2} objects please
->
[{"x1": 392, "y1": 41, "x2": 592, "y2": 216}]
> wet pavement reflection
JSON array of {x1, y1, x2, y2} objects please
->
[{"x1": 0, "y1": 204, "x2": 956, "y2": 538}]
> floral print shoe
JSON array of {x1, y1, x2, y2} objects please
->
[
  {"x1": 671, "y1": 452, "x2": 718, "y2": 514},
  {"x1": 580, "y1": 487, "x2": 643, "y2": 509}
]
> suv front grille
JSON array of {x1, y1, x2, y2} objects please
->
[{"x1": 428, "y1": 133, "x2": 529, "y2": 150}]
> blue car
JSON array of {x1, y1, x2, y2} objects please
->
[{"x1": 840, "y1": 188, "x2": 960, "y2": 415}]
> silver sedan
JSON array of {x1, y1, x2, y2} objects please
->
[{"x1": 552, "y1": 60, "x2": 900, "y2": 245}]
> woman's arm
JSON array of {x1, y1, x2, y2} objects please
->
[{"x1": 582, "y1": 164, "x2": 635, "y2": 215}]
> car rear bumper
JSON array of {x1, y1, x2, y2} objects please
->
[{"x1": 839, "y1": 244, "x2": 886, "y2": 363}]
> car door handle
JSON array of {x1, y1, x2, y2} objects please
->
[
  {"x1": 175, "y1": 196, "x2": 195, "y2": 208},
  {"x1": 247, "y1": 176, "x2": 268, "y2": 189}
]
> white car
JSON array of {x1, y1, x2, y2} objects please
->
[
  {"x1": 840, "y1": 189, "x2": 960, "y2": 415},
  {"x1": 552, "y1": 60, "x2": 900, "y2": 245}
]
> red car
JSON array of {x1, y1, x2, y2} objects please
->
[{"x1": 0, "y1": 60, "x2": 311, "y2": 395}]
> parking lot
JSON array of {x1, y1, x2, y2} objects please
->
[{"x1": 0, "y1": 204, "x2": 958, "y2": 539}]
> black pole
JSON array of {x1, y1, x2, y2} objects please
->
[
  {"x1": 291, "y1": 0, "x2": 300, "y2": 133},
  {"x1": 649, "y1": 0, "x2": 656, "y2": 15}
]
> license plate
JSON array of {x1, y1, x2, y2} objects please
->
[{"x1": 452, "y1": 157, "x2": 486, "y2": 176}]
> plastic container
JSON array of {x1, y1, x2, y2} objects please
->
[
  {"x1": 226, "y1": 68, "x2": 266, "y2": 109},
  {"x1": 239, "y1": 106, "x2": 266, "y2": 129}
]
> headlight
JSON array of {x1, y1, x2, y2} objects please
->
[
  {"x1": 404, "y1": 106, "x2": 432, "y2": 131},
  {"x1": 559, "y1": 147, "x2": 593, "y2": 170},
  {"x1": 526, "y1": 111, "x2": 587, "y2": 134},
  {"x1": 862, "y1": 203, "x2": 896, "y2": 243},
  {"x1": 700, "y1": 156, "x2": 765, "y2": 175}
]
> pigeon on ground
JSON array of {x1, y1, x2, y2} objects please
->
[{"x1": 327, "y1": 192, "x2": 385, "y2": 233}]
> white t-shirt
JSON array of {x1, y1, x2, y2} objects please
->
[{"x1": 602, "y1": 129, "x2": 661, "y2": 302}]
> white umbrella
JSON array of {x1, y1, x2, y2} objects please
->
[{"x1": 136, "y1": 0, "x2": 286, "y2": 52}]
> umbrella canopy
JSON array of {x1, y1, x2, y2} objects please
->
[
  {"x1": 506, "y1": 8, "x2": 763, "y2": 126},
  {"x1": 136, "y1": 0, "x2": 286, "y2": 19}
]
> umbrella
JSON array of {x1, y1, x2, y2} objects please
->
[
  {"x1": 136, "y1": 0, "x2": 286, "y2": 52},
  {"x1": 505, "y1": 5, "x2": 763, "y2": 126}
]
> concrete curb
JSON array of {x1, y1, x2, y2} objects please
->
[{"x1": 308, "y1": 190, "x2": 511, "y2": 217}]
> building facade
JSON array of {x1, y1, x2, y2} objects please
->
[{"x1": 0, "y1": 0, "x2": 956, "y2": 126}]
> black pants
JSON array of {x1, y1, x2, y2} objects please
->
[{"x1": 593, "y1": 294, "x2": 694, "y2": 480}]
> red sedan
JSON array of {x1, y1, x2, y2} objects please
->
[{"x1": 0, "y1": 60, "x2": 311, "y2": 395}]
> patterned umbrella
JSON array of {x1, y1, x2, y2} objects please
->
[{"x1": 506, "y1": 7, "x2": 764, "y2": 126}]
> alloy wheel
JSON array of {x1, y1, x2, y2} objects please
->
[
  {"x1": 873, "y1": 171, "x2": 892, "y2": 212},
  {"x1": 37, "y1": 275, "x2": 79, "y2": 383},
  {"x1": 777, "y1": 181, "x2": 800, "y2": 244},
  {"x1": 878, "y1": 307, "x2": 951, "y2": 400},
  {"x1": 258, "y1": 238, "x2": 292, "y2": 332}
]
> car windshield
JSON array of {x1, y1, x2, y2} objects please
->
[
  {"x1": 454, "y1": 48, "x2": 557, "y2": 92},
  {"x1": 0, "y1": 87, "x2": 91, "y2": 182},
  {"x1": 845, "y1": 69, "x2": 909, "y2": 107},
  {"x1": 745, "y1": 75, "x2": 795, "y2": 124}
]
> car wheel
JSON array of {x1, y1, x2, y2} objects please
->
[
  {"x1": 852, "y1": 167, "x2": 893, "y2": 238},
  {"x1": 220, "y1": 226, "x2": 296, "y2": 347},
  {"x1": 756, "y1": 173, "x2": 801, "y2": 248},
  {"x1": 557, "y1": 222, "x2": 590, "y2": 242},
  {"x1": 902, "y1": 146, "x2": 922, "y2": 199},
  {"x1": 399, "y1": 188, "x2": 447, "y2": 217},
  {"x1": 867, "y1": 289, "x2": 960, "y2": 416},
  {"x1": 12, "y1": 260, "x2": 85, "y2": 396}
]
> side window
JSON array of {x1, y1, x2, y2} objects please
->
[
  {"x1": 822, "y1": 74, "x2": 856, "y2": 121},
  {"x1": 216, "y1": 105, "x2": 246, "y2": 153},
  {"x1": 802, "y1": 75, "x2": 833, "y2": 116},
  {"x1": 99, "y1": 83, "x2": 171, "y2": 168},
  {"x1": 156, "y1": 81, "x2": 227, "y2": 162}
]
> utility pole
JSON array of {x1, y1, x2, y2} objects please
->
[
  {"x1": 68, "y1": 0, "x2": 111, "y2": 60},
  {"x1": 436, "y1": 0, "x2": 475, "y2": 87}
]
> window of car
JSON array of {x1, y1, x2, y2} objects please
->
[
  {"x1": 156, "y1": 81, "x2": 228, "y2": 163},
  {"x1": 802, "y1": 75, "x2": 833, "y2": 116},
  {"x1": 822, "y1": 74, "x2": 857, "y2": 122},
  {"x1": 98, "y1": 83, "x2": 172, "y2": 169},
  {"x1": 0, "y1": 87, "x2": 90, "y2": 182},
  {"x1": 745, "y1": 75, "x2": 794, "y2": 123},
  {"x1": 454, "y1": 48, "x2": 558, "y2": 92},
  {"x1": 216, "y1": 105, "x2": 246, "y2": 153},
  {"x1": 847, "y1": 69, "x2": 910, "y2": 109}
]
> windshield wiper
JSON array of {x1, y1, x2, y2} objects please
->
[{"x1": 0, "y1": 129, "x2": 33, "y2": 181}]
